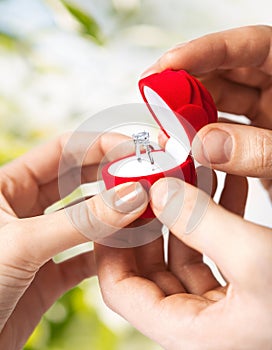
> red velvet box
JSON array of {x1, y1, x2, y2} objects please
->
[{"x1": 102, "y1": 69, "x2": 218, "y2": 218}]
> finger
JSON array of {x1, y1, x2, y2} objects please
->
[
  {"x1": 95, "y1": 242, "x2": 211, "y2": 347},
  {"x1": 150, "y1": 178, "x2": 272, "y2": 290},
  {"x1": 192, "y1": 123, "x2": 272, "y2": 178},
  {"x1": 168, "y1": 234, "x2": 220, "y2": 295},
  {"x1": 221, "y1": 67, "x2": 272, "y2": 89},
  {"x1": 200, "y1": 74, "x2": 272, "y2": 127},
  {"x1": 134, "y1": 232, "x2": 186, "y2": 295},
  {"x1": 219, "y1": 175, "x2": 248, "y2": 217},
  {"x1": 167, "y1": 166, "x2": 219, "y2": 295},
  {"x1": 4, "y1": 132, "x2": 132, "y2": 185},
  {"x1": 1, "y1": 182, "x2": 148, "y2": 267},
  {"x1": 37, "y1": 163, "x2": 101, "y2": 214},
  {"x1": 94, "y1": 243, "x2": 174, "y2": 340},
  {"x1": 200, "y1": 74, "x2": 260, "y2": 120},
  {"x1": 12, "y1": 163, "x2": 101, "y2": 218},
  {"x1": 1, "y1": 251, "x2": 95, "y2": 347},
  {"x1": 1, "y1": 132, "x2": 133, "y2": 217},
  {"x1": 142, "y1": 25, "x2": 272, "y2": 77},
  {"x1": 196, "y1": 166, "x2": 217, "y2": 198},
  {"x1": 213, "y1": 174, "x2": 248, "y2": 285}
]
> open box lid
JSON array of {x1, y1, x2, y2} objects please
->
[{"x1": 138, "y1": 69, "x2": 218, "y2": 151}]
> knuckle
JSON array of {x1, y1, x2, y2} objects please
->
[
  {"x1": 2, "y1": 221, "x2": 39, "y2": 269},
  {"x1": 72, "y1": 197, "x2": 112, "y2": 240},
  {"x1": 67, "y1": 196, "x2": 109, "y2": 241},
  {"x1": 260, "y1": 132, "x2": 272, "y2": 168},
  {"x1": 253, "y1": 131, "x2": 272, "y2": 174},
  {"x1": 100, "y1": 286, "x2": 116, "y2": 311},
  {"x1": 85, "y1": 209, "x2": 101, "y2": 239},
  {"x1": 87, "y1": 196, "x2": 102, "y2": 219},
  {"x1": 86, "y1": 198, "x2": 105, "y2": 229},
  {"x1": 159, "y1": 48, "x2": 178, "y2": 69}
]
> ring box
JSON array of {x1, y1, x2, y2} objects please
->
[{"x1": 102, "y1": 69, "x2": 218, "y2": 218}]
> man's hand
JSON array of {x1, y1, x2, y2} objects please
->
[
  {"x1": 142, "y1": 25, "x2": 272, "y2": 127},
  {"x1": 143, "y1": 24, "x2": 272, "y2": 199},
  {"x1": 95, "y1": 174, "x2": 271, "y2": 350},
  {"x1": 95, "y1": 25, "x2": 272, "y2": 350}
]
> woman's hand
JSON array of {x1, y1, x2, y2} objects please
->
[{"x1": 0, "y1": 133, "x2": 148, "y2": 349}]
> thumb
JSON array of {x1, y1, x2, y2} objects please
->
[
  {"x1": 2, "y1": 182, "x2": 148, "y2": 266},
  {"x1": 192, "y1": 123, "x2": 272, "y2": 178},
  {"x1": 150, "y1": 177, "x2": 271, "y2": 289}
]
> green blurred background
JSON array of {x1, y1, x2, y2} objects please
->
[{"x1": 0, "y1": 0, "x2": 271, "y2": 349}]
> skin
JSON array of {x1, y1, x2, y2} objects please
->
[
  {"x1": 0, "y1": 133, "x2": 148, "y2": 350},
  {"x1": 143, "y1": 24, "x2": 272, "y2": 198},
  {"x1": 95, "y1": 25, "x2": 272, "y2": 350}
]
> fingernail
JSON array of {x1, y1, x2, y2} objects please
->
[
  {"x1": 150, "y1": 178, "x2": 181, "y2": 212},
  {"x1": 114, "y1": 182, "x2": 147, "y2": 214},
  {"x1": 158, "y1": 130, "x2": 169, "y2": 148},
  {"x1": 173, "y1": 42, "x2": 188, "y2": 49},
  {"x1": 141, "y1": 43, "x2": 189, "y2": 79},
  {"x1": 202, "y1": 129, "x2": 233, "y2": 164},
  {"x1": 140, "y1": 64, "x2": 158, "y2": 79}
]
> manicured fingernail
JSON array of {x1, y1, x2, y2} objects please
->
[
  {"x1": 158, "y1": 130, "x2": 169, "y2": 148},
  {"x1": 114, "y1": 182, "x2": 147, "y2": 214},
  {"x1": 150, "y1": 178, "x2": 181, "y2": 212},
  {"x1": 202, "y1": 129, "x2": 233, "y2": 164}
]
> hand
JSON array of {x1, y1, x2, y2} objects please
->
[
  {"x1": 142, "y1": 25, "x2": 272, "y2": 129},
  {"x1": 0, "y1": 133, "x2": 148, "y2": 349},
  {"x1": 95, "y1": 172, "x2": 272, "y2": 350},
  {"x1": 143, "y1": 24, "x2": 272, "y2": 199},
  {"x1": 94, "y1": 25, "x2": 272, "y2": 350}
]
